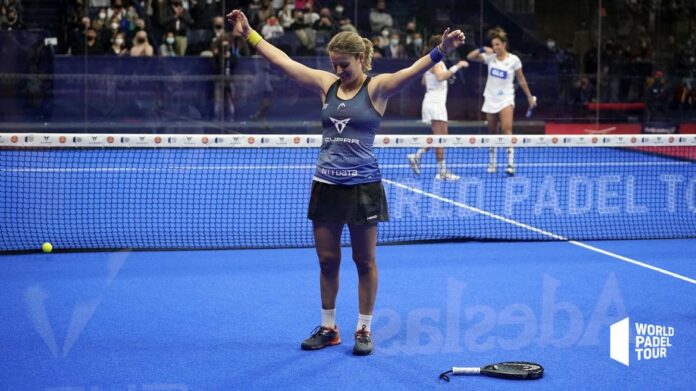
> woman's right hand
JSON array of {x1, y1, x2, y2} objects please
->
[
  {"x1": 457, "y1": 60, "x2": 469, "y2": 69},
  {"x1": 226, "y1": 9, "x2": 251, "y2": 37}
]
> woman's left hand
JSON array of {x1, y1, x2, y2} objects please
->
[{"x1": 439, "y1": 28, "x2": 466, "y2": 53}]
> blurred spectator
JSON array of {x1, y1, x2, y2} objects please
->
[
  {"x1": 383, "y1": 32, "x2": 405, "y2": 58},
  {"x1": 96, "y1": 7, "x2": 108, "y2": 23},
  {"x1": 573, "y1": 75, "x2": 595, "y2": 105},
  {"x1": 294, "y1": 0, "x2": 312, "y2": 9},
  {"x1": 313, "y1": 7, "x2": 336, "y2": 34},
  {"x1": 249, "y1": 60, "x2": 274, "y2": 123},
  {"x1": 645, "y1": 70, "x2": 669, "y2": 120},
  {"x1": 191, "y1": 0, "x2": 222, "y2": 29},
  {"x1": 1, "y1": 0, "x2": 23, "y2": 20},
  {"x1": 376, "y1": 27, "x2": 390, "y2": 49},
  {"x1": 212, "y1": 15, "x2": 225, "y2": 40},
  {"x1": 128, "y1": 17, "x2": 147, "y2": 43},
  {"x1": 106, "y1": 31, "x2": 129, "y2": 55},
  {"x1": 277, "y1": 0, "x2": 295, "y2": 29},
  {"x1": 332, "y1": 1, "x2": 345, "y2": 21},
  {"x1": 261, "y1": 15, "x2": 284, "y2": 40},
  {"x1": 160, "y1": 31, "x2": 178, "y2": 56},
  {"x1": 68, "y1": 16, "x2": 91, "y2": 54},
  {"x1": 102, "y1": 14, "x2": 123, "y2": 48},
  {"x1": 211, "y1": 32, "x2": 247, "y2": 120},
  {"x1": 584, "y1": 44, "x2": 598, "y2": 76},
  {"x1": 404, "y1": 20, "x2": 417, "y2": 45},
  {"x1": 107, "y1": 0, "x2": 127, "y2": 22},
  {"x1": 370, "y1": 36, "x2": 384, "y2": 58},
  {"x1": 289, "y1": 8, "x2": 315, "y2": 55},
  {"x1": 130, "y1": 29, "x2": 154, "y2": 56},
  {"x1": 160, "y1": 0, "x2": 194, "y2": 55},
  {"x1": 74, "y1": 27, "x2": 105, "y2": 55},
  {"x1": 256, "y1": 0, "x2": 276, "y2": 27},
  {"x1": 243, "y1": 0, "x2": 262, "y2": 28},
  {"x1": 405, "y1": 32, "x2": 423, "y2": 58},
  {"x1": 337, "y1": 17, "x2": 357, "y2": 33},
  {"x1": 302, "y1": 2, "x2": 319, "y2": 26},
  {"x1": 0, "y1": 4, "x2": 23, "y2": 30},
  {"x1": 369, "y1": 0, "x2": 393, "y2": 35}
]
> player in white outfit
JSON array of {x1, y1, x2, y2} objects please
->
[
  {"x1": 408, "y1": 35, "x2": 469, "y2": 181},
  {"x1": 467, "y1": 27, "x2": 536, "y2": 175}
]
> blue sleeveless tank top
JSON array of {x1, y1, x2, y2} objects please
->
[{"x1": 313, "y1": 77, "x2": 383, "y2": 185}]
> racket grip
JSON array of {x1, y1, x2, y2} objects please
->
[
  {"x1": 452, "y1": 367, "x2": 481, "y2": 375},
  {"x1": 525, "y1": 96, "x2": 537, "y2": 118}
]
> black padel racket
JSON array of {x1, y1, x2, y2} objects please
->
[{"x1": 439, "y1": 361, "x2": 543, "y2": 382}]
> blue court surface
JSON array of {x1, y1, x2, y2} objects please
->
[{"x1": 1, "y1": 239, "x2": 694, "y2": 390}]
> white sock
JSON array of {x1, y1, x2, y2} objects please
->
[
  {"x1": 415, "y1": 148, "x2": 426, "y2": 158},
  {"x1": 321, "y1": 308, "x2": 336, "y2": 329},
  {"x1": 437, "y1": 160, "x2": 447, "y2": 172},
  {"x1": 507, "y1": 147, "x2": 515, "y2": 166},
  {"x1": 357, "y1": 313, "x2": 372, "y2": 332},
  {"x1": 489, "y1": 147, "x2": 497, "y2": 164}
]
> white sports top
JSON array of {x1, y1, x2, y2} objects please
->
[
  {"x1": 483, "y1": 52, "x2": 522, "y2": 100},
  {"x1": 423, "y1": 62, "x2": 448, "y2": 103}
]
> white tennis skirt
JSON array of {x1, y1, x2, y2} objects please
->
[
  {"x1": 482, "y1": 97, "x2": 515, "y2": 114},
  {"x1": 422, "y1": 100, "x2": 448, "y2": 124}
]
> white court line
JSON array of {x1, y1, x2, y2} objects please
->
[
  {"x1": 0, "y1": 160, "x2": 689, "y2": 173},
  {"x1": 382, "y1": 178, "x2": 696, "y2": 285}
]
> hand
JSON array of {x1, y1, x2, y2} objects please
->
[
  {"x1": 439, "y1": 27, "x2": 465, "y2": 53},
  {"x1": 226, "y1": 9, "x2": 251, "y2": 38},
  {"x1": 528, "y1": 96, "x2": 537, "y2": 108},
  {"x1": 457, "y1": 60, "x2": 469, "y2": 68}
]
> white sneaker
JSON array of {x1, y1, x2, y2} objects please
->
[
  {"x1": 407, "y1": 154, "x2": 420, "y2": 175},
  {"x1": 506, "y1": 164, "x2": 516, "y2": 176},
  {"x1": 487, "y1": 163, "x2": 497, "y2": 173},
  {"x1": 435, "y1": 170, "x2": 460, "y2": 181}
]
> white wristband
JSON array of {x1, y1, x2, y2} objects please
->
[{"x1": 449, "y1": 65, "x2": 460, "y2": 73}]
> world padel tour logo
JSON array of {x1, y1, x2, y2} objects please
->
[{"x1": 610, "y1": 317, "x2": 675, "y2": 366}]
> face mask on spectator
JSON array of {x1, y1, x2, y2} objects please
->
[
  {"x1": 87, "y1": 35, "x2": 96, "y2": 42},
  {"x1": 335, "y1": 6, "x2": 344, "y2": 13},
  {"x1": 115, "y1": 38, "x2": 124, "y2": 46},
  {"x1": 111, "y1": 22, "x2": 119, "y2": 31},
  {"x1": 99, "y1": 11, "x2": 106, "y2": 20},
  {"x1": 547, "y1": 40, "x2": 556, "y2": 50},
  {"x1": 166, "y1": 37, "x2": 175, "y2": 45},
  {"x1": 381, "y1": 30, "x2": 389, "y2": 37},
  {"x1": 414, "y1": 38, "x2": 422, "y2": 46},
  {"x1": 214, "y1": 24, "x2": 223, "y2": 31},
  {"x1": 137, "y1": 37, "x2": 146, "y2": 44},
  {"x1": 390, "y1": 38, "x2": 399, "y2": 46}
]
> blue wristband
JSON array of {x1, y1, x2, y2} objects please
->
[
  {"x1": 429, "y1": 46, "x2": 445, "y2": 63},
  {"x1": 479, "y1": 46, "x2": 485, "y2": 53}
]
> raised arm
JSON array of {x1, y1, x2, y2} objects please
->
[
  {"x1": 467, "y1": 46, "x2": 492, "y2": 62},
  {"x1": 370, "y1": 28, "x2": 466, "y2": 103},
  {"x1": 431, "y1": 60, "x2": 469, "y2": 81},
  {"x1": 226, "y1": 10, "x2": 336, "y2": 98}
]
